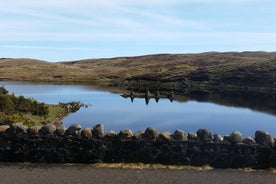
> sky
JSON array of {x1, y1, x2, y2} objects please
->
[{"x1": 0, "y1": 0, "x2": 275, "y2": 62}]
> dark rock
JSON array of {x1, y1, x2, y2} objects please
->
[
  {"x1": 5, "y1": 123, "x2": 27, "y2": 137},
  {"x1": 158, "y1": 132, "x2": 171, "y2": 142},
  {"x1": 196, "y1": 129, "x2": 212, "y2": 142},
  {"x1": 145, "y1": 127, "x2": 159, "y2": 140},
  {"x1": 28, "y1": 126, "x2": 41, "y2": 135},
  {"x1": 225, "y1": 131, "x2": 243, "y2": 144},
  {"x1": 55, "y1": 125, "x2": 67, "y2": 136},
  {"x1": 81, "y1": 128, "x2": 92, "y2": 139},
  {"x1": 66, "y1": 124, "x2": 82, "y2": 137},
  {"x1": 118, "y1": 129, "x2": 133, "y2": 139},
  {"x1": 213, "y1": 134, "x2": 223, "y2": 143},
  {"x1": 188, "y1": 132, "x2": 197, "y2": 140},
  {"x1": 39, "y1": 124, "x2": 56, "y2": 135},
  {"x1": 173, "y1": 129, "x2": 188, "y2": 141},
  {"x1": 93, "y1": 124, "x2": 105, "y2": 138},
  {"x1": 243, "y1": 136, "x2": 256, "y2": 145},
  {"x1": 255, "y1": 130, "x2": 274, "y2": 147},
  {"x1": 133, "y1": 131, "x2": 144, "y2": 139},
  {"x1": 105, "y1": 130, "x2": 117, "y2": 137}
]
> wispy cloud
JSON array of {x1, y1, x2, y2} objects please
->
[{"x1": 0, "y1": 0, "x2": 275, "y2": 60}]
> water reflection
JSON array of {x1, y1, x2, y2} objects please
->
[
  {"x1": 121, "y1": 89, "x2": 175, "y2": 105},
  {"x1": 1, "y1": 81, "x2": 276, "y2": 137},
  {"x1": 121, "y1": 88, "x2": 276, "y2": 116}
]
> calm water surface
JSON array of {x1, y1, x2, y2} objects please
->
[{"x1": 1, "y1": 81, "x2": 276, "y2": 137}]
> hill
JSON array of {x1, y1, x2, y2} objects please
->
[{"x1": 1, "y1": 52, "x2": 276, "y2": 92}]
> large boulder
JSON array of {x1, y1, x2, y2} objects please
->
[
  {"x1": 39, "y1": 124, "x2": 56, "y2": 135},
  {"x1": 145, "y1": 127, "x2": 159, "y2": 140},
  {"x1": 92, "y1": 124, "x2": 105, "y2": 138},
  {"x1": 173, "y1": 129, "x2": 188, "y2": 141},
  {"x1": 255, "y1": 130, "x2": 274, "y2": 147},
  {"x1": 196, "y1": 129, "x2": 212, "y2": 142}
]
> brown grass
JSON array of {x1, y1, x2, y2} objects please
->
[{"x1": 1, "y1": 52, "x2": 276, "y2": 87}]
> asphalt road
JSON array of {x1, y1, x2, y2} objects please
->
[{"x1": 0, "y1": 163, "x2": 276, "y2": 184}]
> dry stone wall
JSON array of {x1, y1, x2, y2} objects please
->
[{"x1": 0, "y1": 123, "x2": 276, "y2": 169}]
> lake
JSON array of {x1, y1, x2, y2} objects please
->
[{"x1": 1, "y1": 81, "x2": 276, "y2": 137}]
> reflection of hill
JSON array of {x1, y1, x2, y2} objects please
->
[
  {"x1": 120, "y1": 89, "x2": 276, "y2": 115},
  {"x1": 186, "y1": 90, "x2": 276, "y2": 116}
]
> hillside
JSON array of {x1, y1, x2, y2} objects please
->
[
  {"x1": 61, "y1": 51, "x2": 276, "y2": 91},
  {"x1": 1, "y1": 52, "x2": 276, "y2": 92}
]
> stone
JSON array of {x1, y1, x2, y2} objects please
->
[
  {"x1": 225, "y1": 131, "x2": 243, "y2": 144},
  {"x1": 81, "y1": 128, "x2": 92, "y2": 139},
  {"x1": 0, "y1": 125, "x2": 10, "y2": 133},
  {"x1": 196, "y1": 129, "x2": 212, "y2": 142},
  {"x1": 213, "y1": 134, "x2": 223, "y2": 143},
  {"x1": 243, "y1": 136, "x2": 256, "y2": 145},
  {"x1": 66, "y1": 124, "x2": 82, "y2": 136},
  {"x1": 28, "y1": 126, "x2": 41, "y2": 135},
  {"x1": 173, "y1": 129, "x2": 188, "y2": 141},
  {"x1": 158, "y1": 132, "x2": 171, "y2": 142},
  {"x1": 255, "y1": 130, "x2": 274, "y2": 147},
  {"x1": 188, "y1": 132, "x2": 197, "y2": 140},
  {"x1": 118, "y1": 129, "x2": 133, "y2": 139},
  {"x1": 145, "y1": 127, "x2": 159, "y2": 140},
  {"x1": 5, "y1": 123, "x2": 27, "y2": 136},
  {"x1": 133, "y1": 131, "x2": 144, "y2": 139},
  {"x1": 105, "y1": 130, "x2": 117, "y2": 137},
  {"x1": 39, "y1": 124, "x2": 56, "y2": 135},
  {"x1": 93, "y1": 124, "x2": 105, "y2": 138},
  {"x1": 55, "y1": 125, "x2": 67, "y2": 136}
]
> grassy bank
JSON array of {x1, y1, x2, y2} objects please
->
[{"x1": 0, "y1": 86, "x2": 81, "y2": 126}]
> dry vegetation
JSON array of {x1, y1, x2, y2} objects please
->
[{"x1": 1, "y1": 52, "x2": 276, "y2": 89}]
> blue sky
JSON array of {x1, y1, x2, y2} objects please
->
[{"x1": 0, "y1": 0, "x2": 275, "y2": 61}]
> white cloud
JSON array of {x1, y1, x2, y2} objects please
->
[{"x1": 0, "y1": 0, "x2": 275, "y2": 60}]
